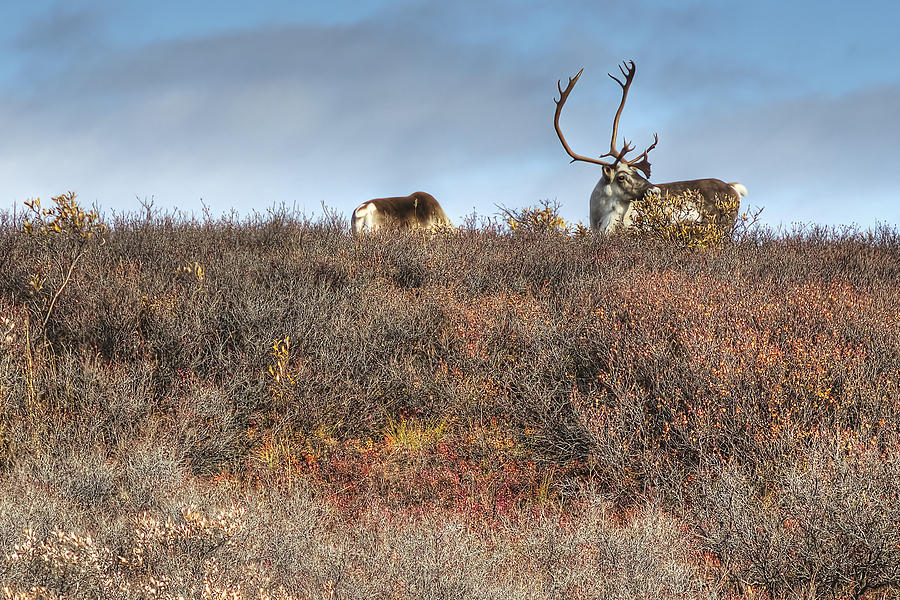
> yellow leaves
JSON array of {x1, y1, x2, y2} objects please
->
[
  {"x1": 629, "y1": 190, "x2": 737, "y2": 249},
  {"x1": 501, "y1": 199, "x2": 580, "y2": 235},
  {"x1": 141, "y1": 293, "x2": 179, "y2": 318},
  {"x1": 20, "y1": 191, "x2": 108, "y2": 332},
  {"x1": 22, "y1": 191, "x2": 106, "y2": 241},
  {"x1": 22, "y1": 197, "x2": 40, "y2": 213},
  {"x1": 26, "y1": 274, "x2": 43, "y2": 297},
  {"x1": 508, "y1": 206, "x2": 566, "y2": 233},
  {"x1": 267, "y1": 336, "x2": 293, "y2": 386},
  {"x1": 254, "y1": 433, "x2": 298, "y2": 471},
  {"x1": 267, "y1": 336, "x2": 310, "y2": 406},
  {"x1": 174, "y1": 260, "x2": 205, "y2": 282},
  {"x1": 384, "y1": 416, "x2": 446, "y2": 453}
]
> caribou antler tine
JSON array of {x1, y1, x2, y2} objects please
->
[
  {"x1": 554, "y1": 67, "x2": 616, "y2": 167},
  {"x1": 629, "y1": 133, "x2": 659, "y2": 165},
  {"x1": 609, "y1": 61, "x2": 636, "y2": 89},
  {"x1": 628, "y1": 132, "x2": 659, "y2": 178},
  {"x1": 603, "y1": 59, "x2": 638, "y2": 158},
  {"x1": 613, "y1": 139, "x2": 635, "y2": 165}
]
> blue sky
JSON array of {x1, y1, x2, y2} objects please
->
[{"x1": 1, "y1": 0, "x2": 898, "y2": 227}]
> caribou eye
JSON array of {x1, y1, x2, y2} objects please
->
[{"x1": 616, "y1": 175, "x2": 626, "y2": 182}]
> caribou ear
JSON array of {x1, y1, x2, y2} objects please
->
[
  {"x1": 602, "y1": 165, "x2": 615, "y2": 182},
  {"x1": 632, "y1": 159, "x2": 652, "y2": 179}
]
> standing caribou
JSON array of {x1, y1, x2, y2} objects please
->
[
  {"x1": 351, "y1": 191, "x2": 452, "y2": 235},
  {"x1": 554, "y1": 60, "x2": 746, "y2": 233}
]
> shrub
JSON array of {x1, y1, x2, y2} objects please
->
[
  {"x1": 497, "y1": 199, "x2": 588, "y2": 236},
  {"x1": 691, "y1": 434, "x2": 900, "y2": 599},
  {"x1": 21, "y1": 192, "x2": 107, "y2": 334},
  {"x1": 1, "y1": 202, "x2": 899, "y2": 597},
  {"x1": 627, "y1": 190, "x2": 738, "y2": 249},
  {"x1": 0, "y1": 489, "x2": 713, "y2": 600}
]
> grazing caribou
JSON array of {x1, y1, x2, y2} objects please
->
[
  {"x1": 554, "y1": 61, "x2": 746, "y2": 233},
  {"x1": 351, "y1": 191, "x2": 452, "y2": 235}
]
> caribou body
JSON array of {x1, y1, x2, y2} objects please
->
[
  {"x1": 555, "y1": 61, "x2": 746, "y2": 233},
  {"x1": 351, "y1": 191, "x2": 452, "y2": 235}
]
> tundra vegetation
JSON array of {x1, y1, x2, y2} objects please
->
[{"x1": 0, "y1": 193, "x2": 899, "y2": 599}]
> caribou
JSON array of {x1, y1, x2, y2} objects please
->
[
  {"x1": 351, "y1": 191, "x2": 452, "y2": 235},
  {"x1": 554, "y1": 60, "x2": 746, "y2": 233}
]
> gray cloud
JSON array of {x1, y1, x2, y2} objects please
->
[
  {"x1": 650, "y1": 84, "x2": 900, "y2": 225},
  {"x1": 13, "y1": 6, "x2": 105, "y2": 54},
  {"x1": 1, "y1": 18, "x2": 563, "y2": 214}
]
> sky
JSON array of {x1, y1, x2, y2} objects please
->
[{"x1": 1, "y1": 0, "x2": 898, "y2": 228}]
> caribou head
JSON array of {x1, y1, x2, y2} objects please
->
[
  {"x1": 351, "y1": 191, "x2": 452, "y2": 235},
  {"x1": 554, "y1": 60, "x2": 746, "y2": 233}
]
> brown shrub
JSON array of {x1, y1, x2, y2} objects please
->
[{"x1": 2, "y1": 200, "x2": 900, "y2": 597}]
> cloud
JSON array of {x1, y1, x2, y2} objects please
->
[
  {"x1": 13, "y1": 6, "x2": 105, "y2": 54},
  {"x1": 650, "y1": 84, "x2": 900, "y2": 225},
  {"x1": 0, "y1": 16, "x2": 567, "y2": 216}
]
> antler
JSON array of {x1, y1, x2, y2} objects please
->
[
  {"x1": 627, "y1": 133, "x2": 658, "y2": 178},
  {"x1": 605, "y1": 60, "x2": 636, "y2": 160},
  {"x1": 554, "y1": 60, "x2": 659, "y2": 175},
  {"x1": 554, "y1": 68, "x2": 614, "y2": 166},
  {"x1": 606, "y1": 60, "x2": 659, "y2": 176}
]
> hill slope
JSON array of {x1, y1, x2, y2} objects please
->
[{"x1": 1, "y1": 207, "x2": 899, "y2": 598}]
